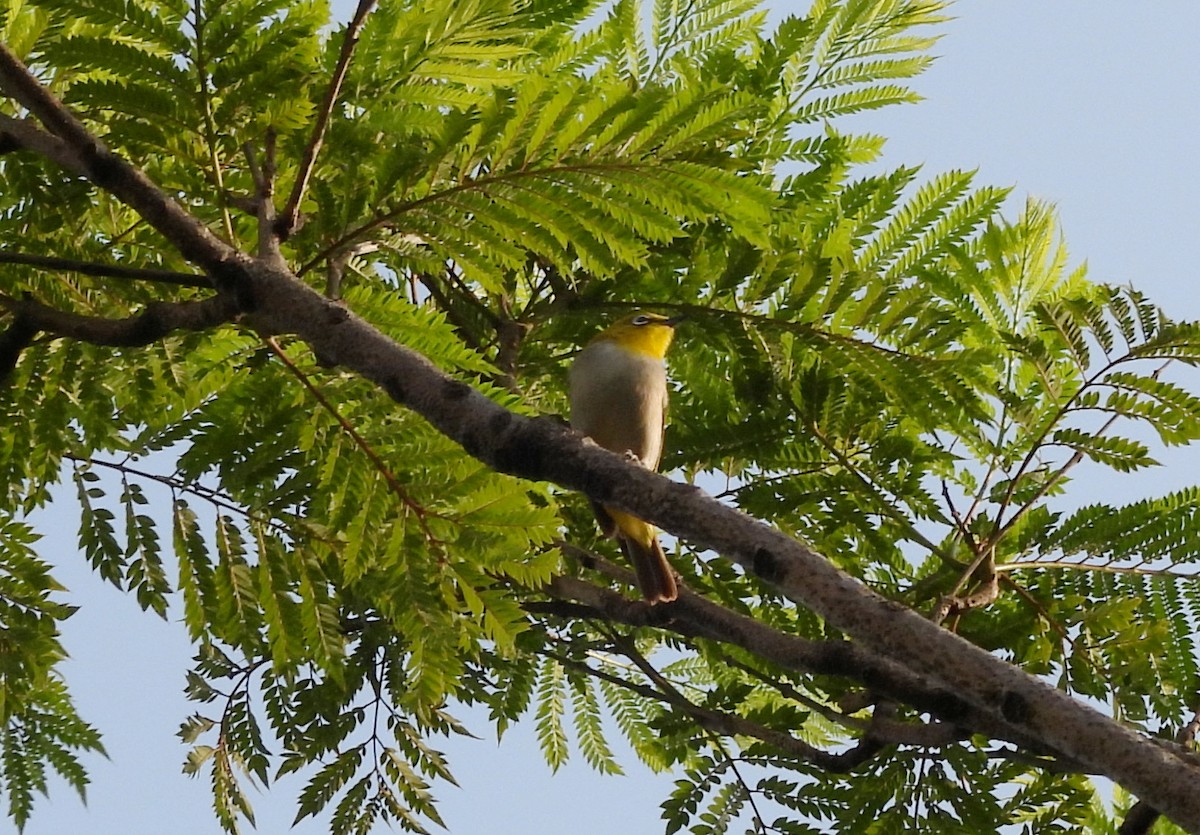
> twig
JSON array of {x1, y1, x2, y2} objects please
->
[
  {"x1": 415, "y1": 272, "x2": 485, "y2": 351},
  {"x1": 997, "y1": 560, "x2": 1200, "y2": 579},
  {"x1": 940, "y1": 479, "x2": 981, "y2": 557},
  {"x1": 493, "y1": 301, "x2": 531, "y2": 392},
  {"x1": 189, "y1": 0, "x2": 236, "y2": 244},
  {"x1": 242, "y1": 133, "x2": 284, "y2": 267},
  {"x1": 928, "y1": 479, "x2": 1002, "y2": 624},
  {"x1": 0, "y1": 249, "x2": 210, "y2": 288},
  {"x1": 612, "y1": 633, "x2": 887, "y2": 773},
  {"x1": 706, "y1": 733, "x2": 768, "y2": 834},
  {"x1": 543, "y1": 569, "x2": 1062, "y2": 760},
  {"x1": 276, "y1": 0, "x2": 379, "y2": 240},
  {"x1": 263, "y1": 336, "x2": 445, "y2": 543},
  {"x1": 325, "y1": 241, "x2": 379, "y2": 300},
  {"x1": 930, "y1": 546, "x2": 997, "y2": 626},
  {"x1": 68, "y1": 454, "x2": 316, "y2": 542}
]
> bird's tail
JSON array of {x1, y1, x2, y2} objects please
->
[{"x1": 605, "y1": 507, "x2": 678, "y2": 603}]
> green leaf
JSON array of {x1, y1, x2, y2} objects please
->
[
  {"x1": 1048, "y1": 427, "x2": 1157, "y2": 472},
  {"x1": 533, "y1": 658, "x2": 568, "y2": 770},
  {"x1": 294, "y1": 746, "x2": 364, "y2": 825}
]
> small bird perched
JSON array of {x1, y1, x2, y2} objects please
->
[{"x1": 569, "y1": 312, "x2": 684, "y2": 603}]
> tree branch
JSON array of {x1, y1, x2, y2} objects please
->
[
  {"x1": 0, "y1": 45, "x2": 241, "y2": 281},
  {"x1": 547, "y1": 641, "x2": 881, "y2": 774},
  {"x1": 1120, "y1": 707, "x2": 1200, "y2": 835},
  {"x1": 544, "y1": 572, "x2": 1065, "y2": 760},
  {"x1": 276, "y1": 0, "x2": 379, "y2": 240},
  {"x1": 0, "y1": 306, "x2": 39, "y2": 383},
  {"x1": 0, "y1": 293, "x2": 239, "y2": 350},
  {"x1": 4, "y1": 39, "x2": 1200, "y2": 829},
  {"x1": 494, "y1": 300, "x2": 531, "y2": 391},
  {"x1": 707, "y1": 642, "x2": 962, "y2": 749},
  {"x1": 616, "y1": 633, "x2": 887, "y2": 773},
  {"x1": 324, "y1": 242, "x2": 378, "y2": 301},
  {"x1": 242, "y1": 134, "x2": 285, "y2": 267},
  {"x1": 0, "y1": 113, "x2": 88, "y2": 173},
  {"x1": 931, "y1": 549, "x2": 999, "y2": 625},
  {"x1": 0, "y1": 250, "x2": 210, "y2": 289}
]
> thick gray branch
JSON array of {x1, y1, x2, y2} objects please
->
[
  {"x1": 3, "y1": 39, "x2": 1200, "y2": 831},
  {"x1": 1120, "y1": 707, "x2": 1200, "y2": 835},
  {"x1": 201, "y1": 183, "x2": 1200, "y2": 835}
]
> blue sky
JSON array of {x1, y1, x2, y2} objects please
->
[{"x1": 23, "y1": 2, "x2": 1200, "y2": 833}]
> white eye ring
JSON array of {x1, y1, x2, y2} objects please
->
[{"x1": 631, "y1": 314, "x2": 651, "y2": 326}]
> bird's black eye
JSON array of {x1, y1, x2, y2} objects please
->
[{"x1": 631, "y1": 314, "x2": 651, "y2": 326}]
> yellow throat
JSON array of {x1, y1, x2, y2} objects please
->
[{"x1": 592, "y1": 312, "x2": 683, "y2": 359}]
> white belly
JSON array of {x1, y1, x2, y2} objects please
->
[{"x1": 569, "y1": 341, "x2": 668, "y2": 470}]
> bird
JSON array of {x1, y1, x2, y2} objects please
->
[{"x1": 569, "y1": 312, "x2": 684, "y2": 603}]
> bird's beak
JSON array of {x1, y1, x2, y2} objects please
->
[{"x1": 664, "y1": 314, "x2": 687, "y2": 327}]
